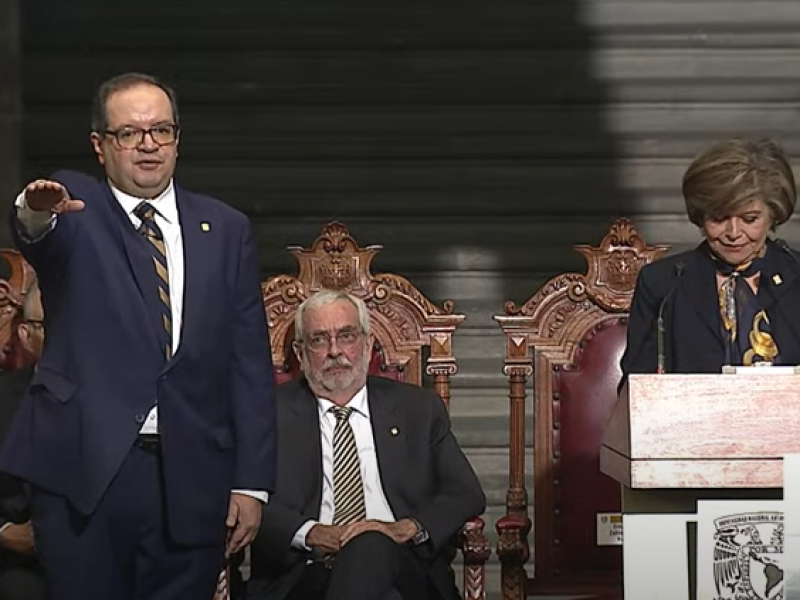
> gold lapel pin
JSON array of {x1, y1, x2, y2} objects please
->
[
  {"x1": 390, "y1": 427, "x2": 399, "y2": 436},
  {"x1": 773, "y1": 274, "x2": 783, "y2": 285},
  {"x1": 201, "y1": 222, "x2": 211, "y2": 232}
]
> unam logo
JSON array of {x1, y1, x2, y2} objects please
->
[{"x1": 712, "y1": 512, "x2": 784, "y2": 600}]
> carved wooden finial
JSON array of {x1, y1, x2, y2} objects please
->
[
  {"x1": 261, "y1": 221, "x2": 465, "y2": 391},
  {"x1": 575, "y1": 217, "x2": 669, "y2": 312},
  {"x1": 504, "y1": 218, "x2": 668, "y2": 317},
  {"x1": 285, "y1": 221, "x2": 381, "y2": 294}
]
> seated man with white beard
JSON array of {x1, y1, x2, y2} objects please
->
[{"x1": 246, "y1": 290, "x2": 485, "y2": 600}]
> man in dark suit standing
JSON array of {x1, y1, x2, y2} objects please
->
[
  {"x1": 0, "y1": 73, "x2": 277, "y2": 600},
  {"x1": 246, "y1": 290, "x2": 485, "y2": 600},
  {"x1": 0, "y1": 274, "x2": 46, "y2": 600}
]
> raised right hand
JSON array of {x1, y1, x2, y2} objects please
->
[
  {"x1": 306, "y1": 523, "x2": 345, "y2": 554},
  {"x1": 24, "y1": 180, "x2": 85, "y2": 214}
]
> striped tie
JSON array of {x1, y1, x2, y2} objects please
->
[
  {"x1": 134, "y1": 202, "x2": 172, "y2": 361},
  {"x1": 330, "y1": 406, "x2": 366, "y2": 525}
]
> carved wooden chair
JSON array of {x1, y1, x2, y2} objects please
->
[
  {"x1": 252, "y1": 221, "x2": 489, "y2": 599},
  {"x1": 493, "y1": 219, "x2": 668, "y2": 600},
  {"x1": 0, "y1": 249, "x2": 36, "y2": 370}
]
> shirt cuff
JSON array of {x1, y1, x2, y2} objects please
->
[
  {"x1": 14, "y1": 191, "x2": 57, "y2": 240},
  {"x1": 231, "y1": 489, "x2": 269, "y2": 504},
  {"x1": 291, "y1": 520, "x2": 317, "y2": 551}
]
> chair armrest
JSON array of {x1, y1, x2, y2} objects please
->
[
  {"x1": 496, "y1": 514, "x2": 531, "y2": 564},
  {"x1": 459, "y1": 517, "x2": 490, "y2": 600},
  {"x1": 460, "y1": 517, "x2": 490, "y2": 564}
]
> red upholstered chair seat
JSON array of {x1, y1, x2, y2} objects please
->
[{"x1": 551, "y1": 320, "x2": 626, "y2": 575}]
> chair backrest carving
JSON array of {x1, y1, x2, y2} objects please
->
[
  {"x1": 0, "y1": 250, "x2": 36, "y2": 370},
  {"x1": 495, "y1": 218, "x2": 668, "y2": 595},
  {"x1": 257, "y1": 222, "x2": 490, "y2": 600},
  {"x1": 261, "y1": 221, "x2": 465, "y2": 406}
]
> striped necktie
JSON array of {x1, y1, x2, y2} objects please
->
[
  {"x1": 330, "y1": 406, "x2": 367, "y2": 525},
  {"x1": 134, "y1": 202, "x2": 173, "y2": 361}
]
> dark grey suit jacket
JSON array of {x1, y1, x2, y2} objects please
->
[
  {"x1": 249, "y1": 376, "x2": 486, "y2": 600},
  {"x1": 0, "y1": 367, "x2": 37, "y2": 572},
  {"x1": 0, "y1": 367, "x2": 34, "y2": 527}
]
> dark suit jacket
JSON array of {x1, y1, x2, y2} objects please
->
[
  {"x1": 249, "y1": 376, "x2": 486, "y2": 600},
  {"x1": 620, "y1": 239, "x2": 800, "y2": 380},
  {"x1": 0, "y1": 170, "x2": 277, "y2": 546},
  {"x1": 0, "y1": 367, "x2": 38, "y2": 572},
  {"x1": 0, "y1": 368, "x2": 34, "y2": 528}
]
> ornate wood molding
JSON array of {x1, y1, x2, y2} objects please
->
[
  {"x1": 461, "y1": 517, "x2": 491, "y2": 600},
  {"x1": 262, "y1": 221, "x2": 464, "y2": 391},
  {"x1": 0, "y1": 250, "x2": 35, "y2": 368},
  {"x1": 498, "y1": 217, "x2": 668, "y2": 363}
]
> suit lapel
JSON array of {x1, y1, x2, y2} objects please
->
[
  {"x1": 103, "y1": 182, "x2": 161, "y2": 353},
  {"x1": 758, "y1": 243, "x2": 800, "y2": 352},
  {"x1": 162, "y1": 185, "x2": 203, "y2": 374},
  {"x1": 682, "y1": 248, "x2": 724, "y2": 343},
  {"x1": 758, "y1": 243, "x2": 798, "y2": 311},
  {"x1": 291, "y1": 383, "x2": 324, "y2": 515},
  {"x1": 367, "y1": 379, "x2": 405, "y2": 515}
]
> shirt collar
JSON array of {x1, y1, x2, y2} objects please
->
[
  {"x1": 316, "y1": 384, "x2": 369, "y2": 419},
  {"x1": 108, "y1": 179, "x2": 178, "y2": 225}
]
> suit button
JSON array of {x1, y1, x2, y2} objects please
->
[{"x1": 135, "y1": 414, "x2": 146, "y2": 424}]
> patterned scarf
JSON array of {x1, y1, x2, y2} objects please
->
[{"x1": 711, "y1": 244, "x2": 778, "y2": 365}]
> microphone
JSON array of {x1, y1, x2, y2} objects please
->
[{"x1": 656, "y1": 262, "x2": 685, "y2": 374}]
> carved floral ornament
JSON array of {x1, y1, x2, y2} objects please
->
[
  {"x1": 0, "y1": 282, "x2": 20, "y2": 311},
  {"x1": 504, "y1": 218, "x2": 669, "y2": 317},
  {"x1": 0, "y1": 251, "x2": 34, "y2": 311},
  {"x1": 261, "y1": 221, "x2": 464, "y2": 347}
]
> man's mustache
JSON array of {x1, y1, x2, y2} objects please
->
[{"x1": 323, "y1": 357, "x2": 352, "y2": 370}]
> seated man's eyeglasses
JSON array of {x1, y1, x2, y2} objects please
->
[
  {"x1": 302, "y1": 328, "x2": 362, "y2": 352},
  {"x1": 24, "y1": 319, "x2": 45, "y2": 329},
  {"x1": 103, "y1": 123, "x2": 180, "y2": 149}
]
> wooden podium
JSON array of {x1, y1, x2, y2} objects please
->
[
  {"x1": 601, "y1": 372, "x2": 800, "y2": 495},
  {"x1": 600, "y1": 373, "x2": 800, "y2": 599}
]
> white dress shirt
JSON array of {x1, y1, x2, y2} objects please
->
[
  {"x1": 291, "y1": 385, "x2": 395, "y2": 550},
  {"x1": 15, "y1": 181, "x2": 268, "y2": 503}
]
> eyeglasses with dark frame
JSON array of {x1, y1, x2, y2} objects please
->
[
  {"x1": 102, "y1": 123, "x2": 180, "y2": 150},
  {"x1": 298, "y1": 328, "x2": 363, "y2": 353}
]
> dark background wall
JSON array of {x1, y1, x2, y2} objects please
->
[
  {"x1": 7, "y1": 0, "x2": 800, "y2": 594},
  {"x1": 19, "y1": 0, "x2": 633, "y2": 278},
  {"x1": 0, "y1": 0, "x2": 20, "y2": 222}
]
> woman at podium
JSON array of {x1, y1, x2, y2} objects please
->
[{"x1": 620, "y1": 138, "x2": 800, "y2": 380}]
